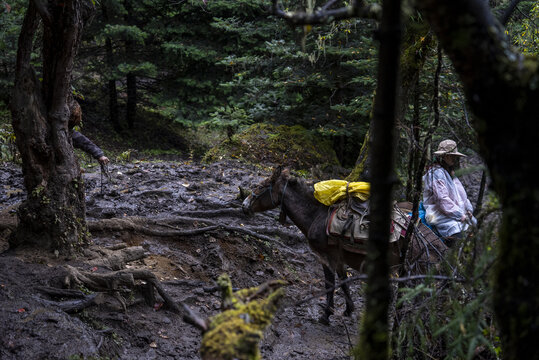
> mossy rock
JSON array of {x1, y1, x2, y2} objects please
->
[{"x1": 203, "y1": 123, "x2": 339, "y2": 171}]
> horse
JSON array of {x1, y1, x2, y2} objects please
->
[{"x1": 242, "y1": 166, "x2": 447, "y2": 324}]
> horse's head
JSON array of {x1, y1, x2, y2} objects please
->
[{"x1": 242, "y1": 166, "x2": 290, "y2": 216}]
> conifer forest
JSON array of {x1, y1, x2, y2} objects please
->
[{"x1": 0, "y1": 0, "x2": 538, "y2": 359}]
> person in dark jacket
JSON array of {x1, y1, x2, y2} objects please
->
[
  {"x1": 69, "y1": 98, "x2": 109, "y2": 165},
  {"x1": 72, "y1": 130, "x2": 109, "y2": 165}
]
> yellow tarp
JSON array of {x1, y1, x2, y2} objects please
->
[{"x1": 314, "y1": 180, "x2": 370, "y2": 206}]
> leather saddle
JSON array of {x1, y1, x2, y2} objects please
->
[{"x1": 326, "y1": 198, "x2": 409, "y2": 254}]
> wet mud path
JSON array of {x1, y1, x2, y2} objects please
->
[{"x1": 0, "y1": 160, "x2": 364, "y2": 359}]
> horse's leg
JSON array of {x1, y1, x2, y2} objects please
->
[
  {"x1": 337, "y1": 269, "x2": 355, "y2": 316},
  {"x1": 320, "y1": 264, "x2": 335, "y2": 325}
]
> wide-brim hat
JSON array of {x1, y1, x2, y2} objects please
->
[{"x1": 433, "y1": 139, "x2": 466, "y2": 157}]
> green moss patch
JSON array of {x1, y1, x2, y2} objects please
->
[{"x1": 203, "y1": 123, "x2": 339, "y2": 171}]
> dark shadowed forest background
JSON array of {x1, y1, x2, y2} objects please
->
[{"x1": 1, "y1": 0, "x2": 538, "y2": 359}]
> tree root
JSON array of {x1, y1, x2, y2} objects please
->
[
  {"x1": 87, "y1": 217, "x2": 219, "y2": 237},
  {"x1": 61, "y1": 264, "x2": 207, "y2": 328},
  {"x1": 36, "y1": 293, "x2": 101, "y2": 313},
  {"x1": 87, "y1": 215, "x2": 302, "y2": 250},
  {"x1": 83, "y1": 245, "x2": 147, "y2": 270}
]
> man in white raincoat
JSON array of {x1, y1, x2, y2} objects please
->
[{"x1": 423, "y1": 139, "x2": 476, "y2": 247}]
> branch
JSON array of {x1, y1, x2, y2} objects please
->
[
  {"x1": 294, "y1": 274, "x2": 465, "y2": 307},
  {"x1": 272, "y1": 0, "x2": 381, "y2": 25},
  {"x1": 32, "y1": 0, "x2": 52, "y2": 27},
  {"x1": 14, "y1": 1, "x2": 39, "y2": 77},
  {"x1": 499, "y1": 0, "x2": 524, "y2": 25}
]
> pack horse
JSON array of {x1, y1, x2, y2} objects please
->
[{"x1": 242, "y1": 167, "x2": 446, "y2": 324}]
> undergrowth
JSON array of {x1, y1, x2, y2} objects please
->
[{"x1": 392, "y1": 210, "x2": 502, "y2": 359}]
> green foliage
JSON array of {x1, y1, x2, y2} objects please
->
[
  {"x1": 506, "y1": 1, "x2": 539, "y2": 55},
  {"x1": 392, "y1": 214, "x2": 502, "y2": 359},
  {"x1": 116, "y1": 61, "x2": 157, "y2": 76},
  {"x1": 0, "y1": 100, "x2": 17, "y2": 161},
  {"x1": 0, "y1": 122, "x2": 17, "y2": 162},
  {"x1": 0, "y1": 0, "x2": 27, "y2": 102},
  {"x1": 68, "y1": 0, "x2": 381, "y2": 164},
  {"x1": 203, "y1": 106, "x2": 253, "y2": 138},
  {"x1": 102, "y1": 24, "x2": 148, "y2": 43}
]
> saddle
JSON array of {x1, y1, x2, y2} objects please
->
[{"x1": 326, "y1": 198, "x2": 409, "y2": 254}]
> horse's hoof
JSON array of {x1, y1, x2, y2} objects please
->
[
  {"x1": 343, "y1": 306, "x2": 355, "y2": 317},
  {"x1": 318, "y1": 316, "x2": 330, "y2": 325}
]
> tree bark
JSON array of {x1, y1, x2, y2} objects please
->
[
  {"x1": 346, "y1": 128, "x2": 370, "y2": 182},
  {"x1": 416, "y1": 0, "x2": 539, "y2": 358},
  {"x1": 10, "y1": 0, "x2": 94, "y2": 251},
  {"x1": 348, "y1": 19, "x2": 433, "y2": 184},
  {"x1": 356, "y1": 0, "x2": 402, "y2": 359},
  {"x1": 102, "y1": 3, "x2": 120, "y2": 132},
  {"x1": 124, "y1": 0, "x2": 137, "y2": 129}
]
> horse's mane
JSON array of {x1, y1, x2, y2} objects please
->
[{"x1": 281, "y1": 169, "x2": 317, "y2": 201}]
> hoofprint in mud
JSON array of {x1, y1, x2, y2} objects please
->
[{"x1": 1, "y1": 160, "x2": 368, "y2": 360}]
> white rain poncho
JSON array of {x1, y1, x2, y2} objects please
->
[{"x1": 422, "y1": 165, "x2": 474, "y2": 237}]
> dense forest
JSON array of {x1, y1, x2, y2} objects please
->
[{"x1": 1, "y1": 0, "x2": 538, "y2": 359}]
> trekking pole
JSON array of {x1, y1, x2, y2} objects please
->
[{"x1": 100, "y1": 162, "x2": 111, "y2": 194}]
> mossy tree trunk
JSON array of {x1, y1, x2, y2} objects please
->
[
  {"x1": 10, "y1": 0, "x2": 94, "y2": 251},
  {"x1": 346, "y1": 128, "x2": 370, "y2": 182},
  {"x1": 400, "y1": 22, "x2": 435, "y2": 199},
  {"x1": 416, "y1": 0, "x2": 539, "y2": 357},
  {"x1": 355, "y1": 0, "x2": 402, "y2": 359},
  {"x1": 348, "y1": 19, "x2": 433, "y2": 184}
]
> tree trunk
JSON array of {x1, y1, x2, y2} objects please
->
[
  {"x1": 346, "y1": 128, "x2": 370, "y2": 182},
  {"x1": 102, "y1": 3, "x2": 120, "y2": 132},
  {"x1": 348, "y1": 20, "x2": 433, "y2": 184},
  {"x1": 124, "y1": 0, "x2": 136, "y2": 129},
  {"x1": 405, "y1": 76, "x2": 420, "y2": 199},
  {"x1": 416, "y1": 0, "x2": 539, "y2": 357},
  {"x1": 10, "y1": 0, "x2": 94, "y2": 251},
  {"x1": 126, "y1": 72, "x2": 137, "y2": 129},
  {"x1": 355, "y1": 0, "x2": 402, "y2": 359},
  {"x1": 398, "y1": 44, "x2": 442, "y2": 275}
]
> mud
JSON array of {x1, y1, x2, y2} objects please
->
[{"x1": 0, "y1": 160, "x2": 365, "y2": 360}]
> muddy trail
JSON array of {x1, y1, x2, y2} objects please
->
[{"x1": 0, "y1": 160, "x2": 366, "y2": 360}]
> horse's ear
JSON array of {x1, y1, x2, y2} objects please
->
[
  {"x1": 271, "y1": 166, "x2": 283, "y2": 182},
  {"x1": 282, "y1": 168, "x2": 290, "y2": 178}
]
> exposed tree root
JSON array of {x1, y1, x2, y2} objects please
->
[
  {"x1": 36, "y1": 293, "x2": 101, "y2": 313},
  {"x1": 61, "y1": 264, "x2": 206, "y2": 328},
  {"x1": 87, "y1": 217, "x2": 219, "y2": 237},
  {"x1": 35, "y1": 285, "x2": 87, "y2": 298},
  {"x1": 87, "y1": 215, "x2": 302, "y2": 248},
  {"x1": 83, "y1": 245, "x2": 147, "y2": 270}
]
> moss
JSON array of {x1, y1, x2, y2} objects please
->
[
  {"x1": 203, "y1": 123, "x2": 339, "y2": 171},
  {"x1": 200, "y1": 274, "x2": 286, "y2": 360},
  {"x1": 346, "y1": 129, "x2": 370, "y2": 182}
]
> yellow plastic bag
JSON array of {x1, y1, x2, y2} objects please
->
[{"x1": 314, "y1": 180, "x2": 370, "y2": 206}]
